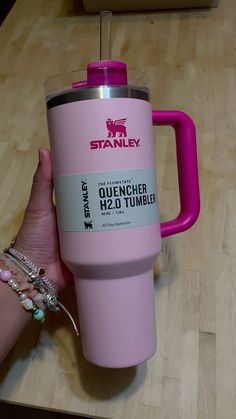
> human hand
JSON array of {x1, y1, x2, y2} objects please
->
[{"x1": 14, "y1": 148, "x2": 73, "y2": 292}]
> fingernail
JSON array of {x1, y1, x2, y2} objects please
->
[{"x1": 38, "y1": 148, "x2": 44, "y2": 163}]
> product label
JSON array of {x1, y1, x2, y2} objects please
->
[{"x1": 54, "y1": 168, "x2": 159, "y2": 232}]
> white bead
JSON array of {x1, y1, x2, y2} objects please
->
[
  {"x1": 20, "y1": 293, "x2": 27, "y2": 301},
  {"x1": 8, "y1": 278, "x2": 14, "y2": 285},
  {"x1": 21, "y1": 298, "x2": 33, "y2": 310},
  {"x1": 9, "y1": 280, "x2": 17, "y2": 288}
]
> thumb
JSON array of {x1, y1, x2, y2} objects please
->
[{"x1": 26, "y1": 148, "x2": 54, "y2": 215}]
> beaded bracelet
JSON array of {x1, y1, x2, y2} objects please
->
[
  {"x1": 0, "y1": 265, "x2": 45, "y2": 322},
  {"x1": 3, "y1": 255, "x2": 46, "y2": 310},
  {"x1": 2, "y1": 239, "x2": 79, "y2": 335}
]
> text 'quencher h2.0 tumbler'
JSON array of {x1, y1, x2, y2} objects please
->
[{"x1": 45, "y1": 11, "x2": 200, "y2": 368}]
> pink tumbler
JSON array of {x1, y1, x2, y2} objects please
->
[{"x1": 45, "y1": 60, "x2": 200, "y2": 368}]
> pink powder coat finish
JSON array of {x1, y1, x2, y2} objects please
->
[
  {"x1": 48, "y1": 98, "x2": 161, "y2": 367},
  {"x1": 46, "y1": 60, "x2": 200, "y2": 368}
]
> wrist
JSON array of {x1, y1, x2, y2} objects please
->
[
  {"x1": 12, "y1": 238, "x2": 60, "y2": 293},
  {"x1": 0, "y1": 278, "x2": 31, "y2": 364},
  {"x1": 1, "y1": 245, "x2": 79, "y2": 335},
  {"x1": 14, "y1": 236, "x2": 47, "y2": 268},
  {"x1": 0, "y1": 254, "x2": 46, "y2": 322}
]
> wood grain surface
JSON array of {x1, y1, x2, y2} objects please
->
[{"x1": 0, "y1": 0, "x2": 235, "y2": 418}]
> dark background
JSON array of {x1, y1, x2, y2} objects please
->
[{"x1": 0, "y1": 0, "x2": 16, "y2": 25}]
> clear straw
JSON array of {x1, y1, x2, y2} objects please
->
[{"x1": 100, "y1": 11, "x2": 112, "y2": 60}]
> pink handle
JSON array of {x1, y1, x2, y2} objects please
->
[{"x1": 152, "y1": 110, "x2": 200, "y2": 238}]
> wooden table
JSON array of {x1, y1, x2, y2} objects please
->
[{"x1": 0, "y1": 0, "x2": 235, "y2": 418}]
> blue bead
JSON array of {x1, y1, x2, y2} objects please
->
[{"x1": 33, "y1": 308, "x2": 45, "y2": 321}]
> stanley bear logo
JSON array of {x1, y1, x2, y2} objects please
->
[
  {"x1": 90, "y1": 117, "x2": 141, "y2": 149},
  {"x1": 84, "y1": 221, "x2": 93, "y2": 230},
  {"x1": 106, "y1": 118, "x2": 127, "y2": 138}
]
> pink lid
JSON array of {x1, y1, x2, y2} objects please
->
[{"x1": 75, "y1": 270, "x2": 157, "y2": 368}]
